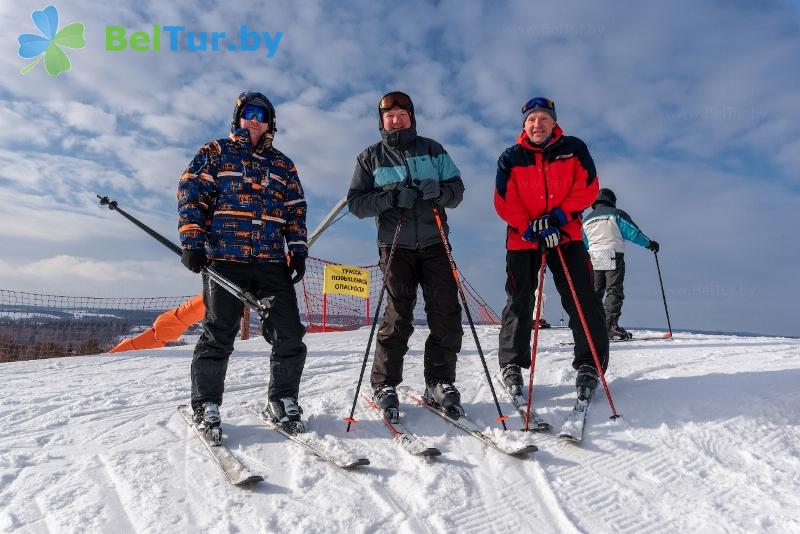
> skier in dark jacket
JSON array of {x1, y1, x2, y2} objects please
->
[
  {"x1": 582, "y1": 188, "x2": 659, "y2": 339},
  {"x1": 494, "y1": 97, "x2": 609, "y2": 402},
  {"x1": 347, "y1": 91, "x2": 466, "y2": 421},
  {"x1": 178, "y1": 91, "x2": 309, "y2": 441}
]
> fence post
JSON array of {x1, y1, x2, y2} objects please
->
[{"x1": 241, "y1": 306, "x2": 250, "y2": 340}]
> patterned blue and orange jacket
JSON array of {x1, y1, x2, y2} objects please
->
[{"x1": 178, "y1": 95, "x2": 307, "y2": 263}]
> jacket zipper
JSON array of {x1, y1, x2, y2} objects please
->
[
  {"x1": 540, "y1": 151, "x2": 550, "y2": 213},
  {"x1": 400, "y1": 150, "x2": 419, "y2": 249},
  {"x1": 539, "y1": 137, "x2": 560, "y2": 213}
]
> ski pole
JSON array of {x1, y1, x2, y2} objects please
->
[
  {"x1": 431, "y1": 206, "x2": 509, "y2": 429},
  {"x1": 344, "y1": 217, "x2": 404, "y2": 432},
  {"x1": 524, "y1": 251, "x2": 547, "y2": 431},
  {"x1": 554, "y1": 245, "x2": 621, "y2": 419},
  {"x1": 96, "y1": 195, "x2": 273, "y2": 320},
  {"x1": 654, "y1": 252, "x2": 673, "y2": 337},
  {"x1": 308, "y1": 196, "x2": 349, "y2": 248}
]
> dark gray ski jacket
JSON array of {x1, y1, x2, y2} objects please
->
[{"x1": 347, "y1": 127, "x2": 464, "y2": 249}]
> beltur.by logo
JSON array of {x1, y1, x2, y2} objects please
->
[
  {"x1": 106, "y1": 25, "x2": 283, "y2": 58},
  {"x1": 17, "y1": 5, "x2": 86, "y2": 76}
]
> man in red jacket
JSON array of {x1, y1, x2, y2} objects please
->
[{"x1": 494, "y1": 97, "x2": 609, "y2": 402}]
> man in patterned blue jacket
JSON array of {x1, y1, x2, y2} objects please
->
[
  {"x1": 178, "y1": 91, "x2": 308, "y2": 439},
  {"x1": 583, "y1": 188, "x2": 660, "y2": 340},
  {"x1": 348, "y1": 91, "x2": 466, "y2": 422}
]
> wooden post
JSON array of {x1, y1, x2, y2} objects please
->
[{"x1": 241, "y1": 306, "x2": 250, "y2": 340}]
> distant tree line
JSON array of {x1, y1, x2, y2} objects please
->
[{"x1": 0, "y1": 336, "x2": 104, "y2": 362}]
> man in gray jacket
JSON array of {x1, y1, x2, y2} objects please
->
[{"x1": 347, "y1": 91, "x2": 465, "y2": 421}]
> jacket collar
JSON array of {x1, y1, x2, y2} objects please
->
[
  {"x1": 381, "y1": 126, "x2": 417, "y2": 149},
  {"x1": 229, "y1": 128, "x2": 274, "y2": 152}
]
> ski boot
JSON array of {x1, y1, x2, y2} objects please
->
[
  {"x1": 373, "y1": 385, "x2": 400, "y2": 424},
  {"x1": 425, "y1": 382, "x2": 465, "y2": 420},
  {"x1": 267, "y1": 397, "x2": 305, "y2": 435},
  {"x1": 195, "y1": 402, "x2": 222, "y2": 446},
  {"x1": 538, "y1": 318, "x2": 551, "y2": 329},
  {"x1": 608, "y1": 320, "x2": 633, "y2": 340},
  {"x1": 501, "y1": 364, "x2": 524, "y2": 397},
  {"x1": 575, "y1": 364, "x2": 598, "y2": 401}
]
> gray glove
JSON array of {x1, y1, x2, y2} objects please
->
[
  {"x1": 394, "y1": 187, "x2": 419, "y2": 209},
  {"x1": 415, "y1": 179, "x2": 440, "y2": 201}
]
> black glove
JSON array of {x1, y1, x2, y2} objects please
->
[
  {"x1": 181, "y1": 249, "x2": 208, "y2": 273},
  {"x1": 288, "y1": 253, "x2": 306, "y2": 284},
  {"x1": 647, "y1": 240, "x2": 660, "y2": 253},
  {"x1": 394, "y1": 187, "x2": 419, "y2": 209},
  {"x1": 415, "y1": 178, "x2": 440, "y2": 201}
]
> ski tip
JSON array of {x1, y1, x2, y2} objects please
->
[
  {"x1": 419, "y1": 447, "x2": 442, "y2": 457},
  {"x1": 344, "y1": 458, "x2": 371, "y2": 468},
  {"x1": 522, "y1": 424, "x2": 550, "y2": 433},
  {"x1": 511, "y1": 444, "x2": 539, "y2": 455},
  {"x1": 233, "y1": 474, "x2": 265, "y2": 486}
]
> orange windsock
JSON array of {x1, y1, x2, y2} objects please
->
[{"x1": 108, "y1": 294, "x2": 205, "y2": 353}]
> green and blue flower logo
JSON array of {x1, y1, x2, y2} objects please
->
[{"x1": 18, "y1": 5, "x2": 85, "y2": 76}]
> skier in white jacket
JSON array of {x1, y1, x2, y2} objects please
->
[{"x1": 582, "y1": 188, "x2": 659, "y2": 339}]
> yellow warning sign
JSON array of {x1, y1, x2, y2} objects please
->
[{"x1": 323, "y1": 264, "x2": 370, "y2": 297}]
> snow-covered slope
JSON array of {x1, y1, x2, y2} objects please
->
[{"x1": 1, "y1": 327, "x2": 799, "y2": 533}]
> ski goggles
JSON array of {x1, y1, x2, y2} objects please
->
[
  {"x1": 521, "y1": 97, "x2": 555, "y2": 115},
  {"x1": 241, "y1": 103, "x2": 270, "y2": 123},
  {"x1": 379, "y1": 92, "x2": 413, "y2": 112}
]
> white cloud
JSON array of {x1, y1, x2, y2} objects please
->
[
  {"x1": 49, "y1": 102, "x2": 118, "y2": 134},
  {"x1": 0, "y1": 256, "x2": 198, "y2": 297}
]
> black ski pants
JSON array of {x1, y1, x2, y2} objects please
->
[
  {"x1": 191, "y1": 260, "x2": 306, "y2": 411},
  {"x1": 371, "y1": 243, "x2": 463, "y2": 389},
  {"x1": 498, "y1": 242, "x2": 609, "y2": 372},
  {"x1": 593, "y1": 253, "x2": 625, "y2": 324}
]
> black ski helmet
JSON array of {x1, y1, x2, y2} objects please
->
[{"x1": 593, "y1": 188, "x2": 617, "y2": 208}]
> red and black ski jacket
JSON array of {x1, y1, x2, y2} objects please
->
[{"x1": 494, "y1": 125, "x2": 599, "y2": 250}]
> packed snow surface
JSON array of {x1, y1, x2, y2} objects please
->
[{"x1": 1, "y1": 326, "x2": 799, "y2": 533}]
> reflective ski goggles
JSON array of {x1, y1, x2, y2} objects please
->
[
  {"x1": 241, "y1": 103, "x2": 269, "y2": 123},
  {"x1": 379, "y1": 92, "x2": 413, "y2": 112},
  {"x1": 521, "y1": 97, "x2": 555, "y2": 115}
]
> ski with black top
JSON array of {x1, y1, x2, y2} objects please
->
[
  {"x1": 557, "y1": 393, "x2": 592, "y2": 442},
  {"x1": 243, "y1": 404, "x2": 370, "y2": 469},
  {"x1": 362, "y1": 395, "x2": 442, "y2": 457},
  {"x1": 493, "y1": 374, "x2": 551, "y2": 432},
  {"x1": 559, "y1": 334, "x2": 672, "y2": 346},
  {"x1": 177, "y1": 405, "x2": 263, "y2": 487},
  {"x1": 398, "y1": 386, "x2": 538, "y2": 457}
]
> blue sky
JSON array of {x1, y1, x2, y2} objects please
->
[{"x1": 1, "y1": 0, "x2": 798, "y2": 337}]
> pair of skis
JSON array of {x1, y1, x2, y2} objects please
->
[
  {"x1": 362, "y1": 386, "x2": 538, "y2": 458},
  {"x1": 177, "y1": 404, "x2": 369, "y2": 487},
  {"x1": 493, "y1": 377, "x2": 592, "y2": 442}
]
